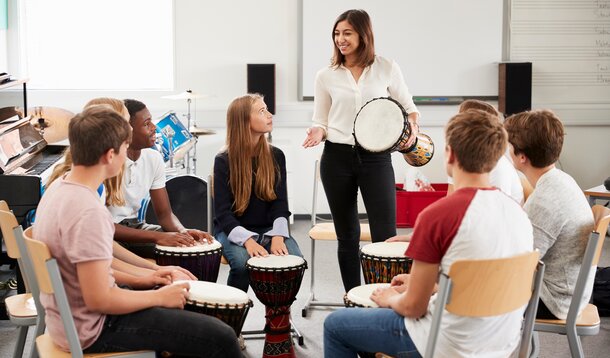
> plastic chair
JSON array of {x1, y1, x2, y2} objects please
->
[
  {"x1": 301, "y1": 159, "x2": 372, "y2": 317},
  {"x1": 20, "y1": 228, "x2": 155, "y2": 358},
  {"x1": 144, "y1": 174, "x2": 211, "y2": 231},
  {"x1": 425, "y1": 251, "x2": 544, "y2": 358},
  {"x1": 0, "y1": 202, "x2": 44, "y2": 358},
  {"x1": 530, "y1": 205, "x2": 610, "y2": 358}
]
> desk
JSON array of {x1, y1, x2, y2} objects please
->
[{"x1": 584, "y1": 185, "x2": 610, "y2": 206}]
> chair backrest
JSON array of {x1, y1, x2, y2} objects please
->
[
  {"x1": 425, "y1": 251, "x2": 542, "y2": 358},
  {"x1": 0, "y1": 207, "x2": 21, "y2": 259},
  {"x1": 591, "y1": 205, "x2": 610, "y2": 266},
  {"x1": 0, "y1": 199, "x2": 9, "y2": 212},
  {"x1": 22, "y1": 229, "x2": 85, "y2": 357},
  {"x1": 562, "y1": 204, "x2": 610, "y2": 327},
  {"x1": 145, "y1": 174, "x2": 210, "y2": 231}
]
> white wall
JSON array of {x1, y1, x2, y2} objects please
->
[{"x1": 1, "y1": 0, "x2": 609, "y2": 214}]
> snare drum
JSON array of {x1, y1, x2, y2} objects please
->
[
  {"x1": 179, "y1": 280, "x2": 252, "y2": 336},
  {"x1": 153, "y1": 112, "x2": 197, "y2": 162},
  {"x1": 155, "y1": 240, "x2": 222, "y2": 282},
  {"x1": 360, "y1": 242, "x2": 411, "y2": 284},
  {"x1": 343, "y1": 283, "x2": 390, "y2": 308},
  {"x1": 353, "y1": 97, "x2": 434, "y2": 166},
  {"x1": 246, "y1": 255, "x2": 307, "y2": 358}
]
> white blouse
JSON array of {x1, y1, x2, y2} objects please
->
[{"x1": 312, "y1": 55, "x2": 419, "y2": 145}]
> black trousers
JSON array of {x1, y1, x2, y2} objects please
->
[{"x1": 320, "y1": 141, "x2": 397, "y2": 292}]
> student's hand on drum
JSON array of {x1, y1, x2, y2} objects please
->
[
  {"x1": 390, "y1": 273, "x2": 410, "y2": 293},
  {"x1": 159, "y1": 265, "x2": 197, "y2": 281},
  {"x1": 244, "y1": 238, "x2": 269, "y2": 257},
  {"x1": 156, "y1": 232, "x2": 196, "y2": 247},
  {"x1": 370, "y1": 286, "x2": 400, "y2": 308},
  {"x1": 157, "y1": 281, "x2": 190, "y2": 309},
  {"x1": 185, "y1": 229, "x2": 214, "y2": 244},
  {"x1": 386, "y1": 234, "x2": 411, "y2": 243},
  {"x1": 302, "y1": 127, "x2": 325, "y2": 148},
  {"x1": 270, "y1": 236, "x2": 288, "y2": 255}
]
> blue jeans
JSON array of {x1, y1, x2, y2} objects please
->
[
  {"x1": 324, "y1": 307, "x2": 422, "y2": 358},
  {"x1": 84, "y1": 307, "x2": 241, "y2": 357},
  {"x1": 216, "y1": 230, "x2": 303, "y2": 292}
]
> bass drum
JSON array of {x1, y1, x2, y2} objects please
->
[{"x1": 144, "y1": 174, "x2": 210, "y2": 231}]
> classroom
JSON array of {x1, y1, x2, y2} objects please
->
[{"x1": 1, "y1": 0, "x2": 609, "y2": 357}]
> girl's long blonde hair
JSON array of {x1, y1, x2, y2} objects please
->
[
  {"x1": 47, "y1": 98, "x2": 129, "y2": 206},
  {"x1": 226, "y1": 94, "x2": 277, "y2": 216}
]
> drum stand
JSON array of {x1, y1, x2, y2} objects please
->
[
  {"x1": 241, "y1": 317, "x2": 304, "y2": 346},
  {"x1": 184, "y1": 96, "x2": 197, "y2": 175}
]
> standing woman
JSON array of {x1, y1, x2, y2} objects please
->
[
  {"x1": 214, "y1": 94, "x2": 302, "y2": 293},
  {"x1": 302, "y1": 9, "x2": 420, "y2": 291}
]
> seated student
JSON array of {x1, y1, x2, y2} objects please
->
[
  {"x1": 108, "y1": 99, "x2": 212, "y2": 258},
  {"x1": 504, "y1": 109, "x2": 594, "y2": 320},
  {"x1": 46, "y1": 98, "x2": 195, "y2": 287},
  {"x1": 33, "y1": 106, "x2": 240, "y2": 356},
  {"x1": 324, "y1": 110, "x2": 534, "y2": 357},
  {"x1": 389, "y1": 99, "x2": 523, "y2": 243},
  {"x1": 214, "y1": 93, "x2": 303, "y2": 293}
]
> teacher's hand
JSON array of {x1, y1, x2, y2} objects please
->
[
  {"x1": 400, "y1": 114, "x2": 421, "y2": 151},
  {"x1": 302, "y1": 127, "x2": 325, "y2": 148}
]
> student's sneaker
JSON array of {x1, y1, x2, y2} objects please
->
[{"x1": 238, "y1": 334, "x2": 246, "y2": 350}]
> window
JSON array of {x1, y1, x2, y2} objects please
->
[{"x1": 18, "y1": 0, "x2": 173, "y2": 90}]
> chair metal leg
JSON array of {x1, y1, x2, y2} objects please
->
[
  {"x1": 530, "y1": 332, "x2": 539, "y2": 358},
  {"x1": 566, "y1": 326, "x2": 584, "y2": 358},
  {"x1": 242, "y1": 316, "x2": 305, "y2": 346},
  {"x1": 301, "y1": 237, "x2": 343, "y2": 317},
  {"x1": 13, "y1": 326, "x2": 28, "y2": 358}
]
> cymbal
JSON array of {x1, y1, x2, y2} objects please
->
[
  {"x1": 162, "y1": 90, "x2": 209, "y2": 100},
  {"x1": 28, "y1": 107, "x2": 74, "y2": 144},
  {"x1": 189, "y1": 126, "x2": 216, "y2": 137}
]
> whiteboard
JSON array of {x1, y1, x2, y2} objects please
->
[{"x1": 300, "y1": 0, "x2": 504, "y2": 99}]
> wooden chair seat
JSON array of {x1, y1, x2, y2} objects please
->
[
  {"x1": 36, "y1": 334, "x2": 153, "y2": 358},
  {"x1": 536, "y1": 303, "x2": 600, "y2": 327},
  {"x1": 5, "y1": 293, "x2": 37, "y2": 318},
  {"x1": 309, "y1": 222, "x2": 372, "y2": 241}
]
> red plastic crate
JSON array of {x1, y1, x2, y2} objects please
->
[{"x1": 396, "y1": 183, "x2": 448, "y2": 228}]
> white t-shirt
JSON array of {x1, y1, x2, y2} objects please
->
[
  {"x1": 405, "y1": 188, "x2": 533, "y2": 358},
  {"x1": 107, "y1": 149, "x2": 166, "y2": 222},
  {"x1": 448, "y1": 155, "x2": 524, "y2": 204},
  {"x1": 312, "y1": 55, "x2": 419, "y2": 145}
]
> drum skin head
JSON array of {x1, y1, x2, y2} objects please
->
[
  {"x1": 346, "y1": 283, "x2": 391, "y2": 308},
  {"x1": 354, "y1": 98, "x2": 406, "y2": 152},
  {"x1": 156, "y1": 239, "x2": 221, "y2": 253},
  {"x1": 360, "y1": 242, "x2": 409, "y2": 257},
  {"x1": 176, "y1": 280, "x2": 250, "y2": 305},
  {"x1": 246, "y1": 254, "x2": 305, "y2": 269}
]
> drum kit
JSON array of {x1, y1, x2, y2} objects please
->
[
  {"x1": 353, "y1": 97, "x2": 435, "y2": 167},
  {"x1": 28, "y1": 106, "x2": 74, "y2": 144},
  {"x1": 159, "y1": 90, "x2": 216, "y2": 175}
]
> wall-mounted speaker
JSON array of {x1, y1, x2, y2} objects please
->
[
  {"x1": 499, "y1": 62, "x2": 532, "y2": 116},
  {"x1": 247, "y1": 64, "x2": 276, "y2": 114}
]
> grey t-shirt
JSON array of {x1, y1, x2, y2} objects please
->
[{"x1": 525, "y1": 168, "x2": 594, "y2": 319}]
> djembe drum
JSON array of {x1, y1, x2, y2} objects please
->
[
  {"x1": 246, "y1": 255, "x2": 307, "y2": 358},
  {"x1": 353, "y1": 97, "x2": 434, "y2": 167},
  {"x1": 343, "y1": 283, "x2": 392, "y2": 358},
  {"x1": 359, "y1": 242, "x2": 411, "y2": 284},
  {"x1": 179, "y1": 280, "x2": 253, "y2": 336},
  {"x1": 155, "y1": 240, "x2": 222, "y2": 282}
]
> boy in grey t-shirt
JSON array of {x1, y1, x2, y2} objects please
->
[{"x1": 504, "y1": 109, "x2": 594, "y2": 319}]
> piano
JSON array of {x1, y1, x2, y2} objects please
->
[
  {"x1": 0, "y1": 115, "x2": 67, "y2": 225},
  {"x1": 0, "y1": 115, "x2": 67, "y2": 293}
]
